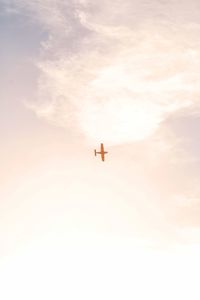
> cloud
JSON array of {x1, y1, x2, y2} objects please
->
[
  {"x1": 6, "y1": 0, "x2": 200, "y2": 145},
  {"x1": 34, "y1": 22, "x2": 200, "y2": 145}
]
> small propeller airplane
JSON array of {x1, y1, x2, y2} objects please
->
[{"x1": 94, "y1": 143, "x2": 108, "y2": 162}]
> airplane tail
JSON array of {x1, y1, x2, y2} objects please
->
[{"x1": 94, "y1": 149, "x2": 97, "y2": 156}]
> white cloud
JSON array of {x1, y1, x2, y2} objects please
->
[
  {"x1": 7, "y1": 0, "x2": 200, "y2": 145},
  {"x1": 33, "y1": 22, "x2": 200, "y2": 145}
]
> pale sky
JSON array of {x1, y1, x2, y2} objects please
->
[{"x1": 1, "y1": 0, "x2": 200, "y2": 299}]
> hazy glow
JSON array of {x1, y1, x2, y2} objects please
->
[
  {"x1": 1, "y1": 0, "x2": 200, "y2": 299},
  {"x1": 1, "y1": 166, "x2": 200, "y2": 300}
]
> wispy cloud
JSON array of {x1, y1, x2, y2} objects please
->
[{"x1": 7, "y1": 0, "x2": 200, "y2": 145}]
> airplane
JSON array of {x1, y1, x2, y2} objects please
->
[{"x1": 94, "y1": 143, "x2": 108, "y2": 162}]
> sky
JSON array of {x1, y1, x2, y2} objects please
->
[{"x1": 1, "y1": 0, "x2": 200, "y2": 299}]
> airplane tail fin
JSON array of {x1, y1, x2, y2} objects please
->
[{"x1": 94, "y1": 149, "x2": 97, "y2": 156}]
